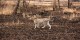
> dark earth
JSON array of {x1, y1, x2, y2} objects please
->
[
  {"x1": 0, "y1": 17, "x2": 80, "y2": 40},
  {"x1": 0, "y1": 11, "x2": 80, "y2": 40}
]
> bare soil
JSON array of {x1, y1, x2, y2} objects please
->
[{"x1": 0, "y1": 20, "x2": 80, "y2": 40}]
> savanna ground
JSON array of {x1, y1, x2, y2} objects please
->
[{"x1": 0, "y1": 16, "x2": 80, "y2": 40}]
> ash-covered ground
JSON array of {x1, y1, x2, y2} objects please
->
[{"x1": 0, "y1": 19, "x2": 80, "y2": 40}]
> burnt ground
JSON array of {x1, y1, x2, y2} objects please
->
[
  {"x1": 0, "y1": 12, "x2": 80, "y2": 40},
  {"x1": 0, "y1": 20, "x2": 80, "y2": 40}
]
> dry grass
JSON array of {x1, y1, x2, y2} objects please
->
[
  {"x1": 4, "y1": 1, "x2": 17, "y2": 5},
  {"x1": 0, "y1": 1, "x2": 17, "y2": 15},
  {"x1": 2, "y1": 8, "x2": 14, "y2": 15},
  {"x1": 63, "y1": 8, "x2": 76, "y2": 13},
  {"x1": 0, "y1": 8, "x2": 14, "y2": 15}
]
